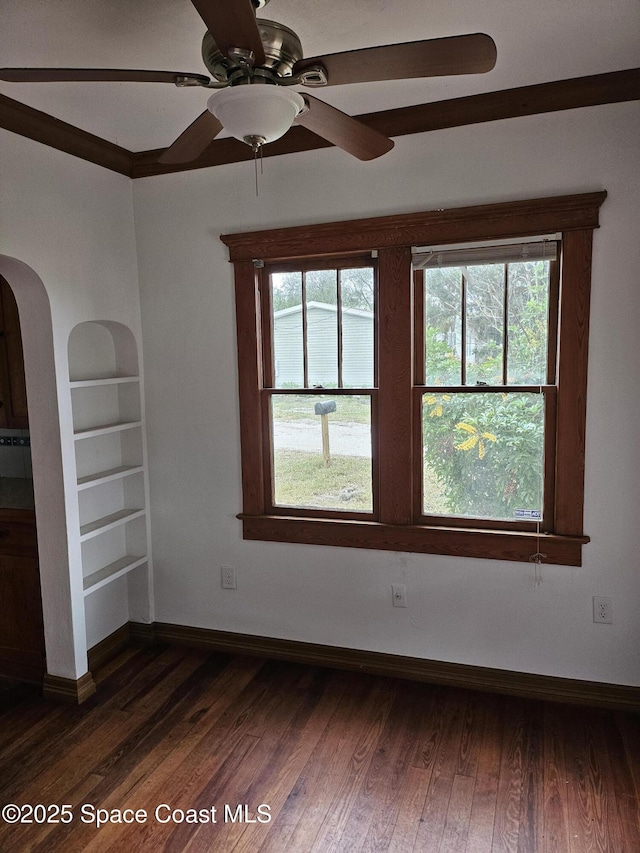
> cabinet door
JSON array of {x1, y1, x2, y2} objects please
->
[
  {"x1": 0, "y1": 553, "x2": 45, "y2": 682},
  {"x1": 0, "y1": 277, "x2": 29, "y2": 430}
]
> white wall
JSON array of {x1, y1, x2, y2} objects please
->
[
  {"x1": 0, "y1": 131, "x2": 144, "y2": 677},
  {"x1": 133, "y1": 102, "x2": 640, "y2": 687}
]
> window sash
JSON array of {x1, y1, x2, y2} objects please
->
[
  {"x1": 264, "y1": 259, "x2": 377, "y2": 391},
  {"x1": 414, "y1": 260, "x2": 559, "y2": 388},
  {"x1": 413, "y1": 385, "x2": 557, "y2": 531},
  {"x1": 262, "y1": 387, "x2": 378, "y2": 518}
]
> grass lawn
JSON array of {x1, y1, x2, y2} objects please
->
[
  {"x1": 272, "y1": 449, "x2": 449, "y2": 516},
  {"x1": 272, "y1": 394, "x2": 371, "y2": 425},
  {"x1": 273, "y1": 450, "x2": 372, "y2": 511}
]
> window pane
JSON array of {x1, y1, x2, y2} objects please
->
[
  {"x1": 425, "y1": 267, "x2": 462, "y2": 384},
  {"x1": 271, "y1": 393, "x2": 373, "y2": 512},
  {"x1": 271, "y1": 272, "x2": 303, "y2": 388},
  {"x1": 422, "y1": 391, "x2": 544, "y2": 520},
  {"x1": 306, "y1": 269, "x2": 338, "y2": 388},
  {"x1": 341, "y1": 267, "x2": 375, "y2": 388},
  {"x1": 465, "y1": 264, "x2": 504, "y2": 385},
  {"x1": 507, "y1": 261, "x2": 550, "y2": 384}
]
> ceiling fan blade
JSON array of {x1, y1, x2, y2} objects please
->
[
  {"x1": 190, "y1": 0, "x2": 266, "y2": 66},
  {"x1": 293, "y1": 33, "x2": 497, "y2": 86},
  {"x1": 0, "y1": 68, "x2": 211, "y2": 85},
  {"x1": 159, "y1": 110, "x2": 224, "y2": 164},
  {"x1": 295, "y1": 95, "x2": 394, "y2": 161}
]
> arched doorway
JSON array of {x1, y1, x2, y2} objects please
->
[
  {"x1": 0, "y1": 273, "x2": 44, "y2": 681},
  {"x1": 0, "y1": 255, "x2": 86, "y2": 689}
]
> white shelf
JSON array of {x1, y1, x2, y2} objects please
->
[
  {"x1": 77, "y1": 465, "x2": 144, "y2": 490},
  {"x1": 74, "y1": 420, "x2": 142, "y2": 440},
  {"x1": 83, "y1": 555, "x2": 147, "y2": 596},
  {"x1": 80, "y1": 508, "x2": 146, "y2": 541},
  {"x1": 70, "y1": 375, "x2": 140, "y2": 388}
]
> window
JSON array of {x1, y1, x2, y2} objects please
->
[
  {"x1": 414, "y1": 242, "x2": 557, "y2": 528},
  {"x1": 267, "y1": 259, "x2": 376, "y2": 514},
  {"x1": 223, "y1": 192, "x2": 605, "y2": 565}
]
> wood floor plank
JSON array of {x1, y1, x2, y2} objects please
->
[
  {"x1": 8, "y1": 773, "x2": 104, "y2": 851},
  {"x1": 0, "y1": 646, "x2": 191, "y2": 801},
  {"x1": 83, "y1": 659, "x2": 307, "y2": 853},
  {"x1": 61, "y1": 657, "x2": 266, "y2": 853},
  {"x1": 578, "y1": 709, "x2": 634, "y2": 853},
  {"x1": 308, "y1": 681, "x2": 396, "y2": 852},
  {"x1": 439, "y1": 773, "x2": 476, "y2": 852},
  {"x1": 346, "y1": 682, "x2": 439, "y2": 852},
  {"x1": 541, "y1": 703, "x2": 572, "y2": 853},
  {"x1": 385, "y1": 764, "x2": 433, "y2": 853},
  {"x1": 256, "y1": 673, "x2": 385, "y2": 853},
  {"x1": 490, "y1": 698, "x2": 530, "y2": 853},
  {"x1": 412, "y1": 689, "x2": 474, "y2": 851},
  {"x1": 0, "y1": 647, "x2": 638, "y2": 852},
  {"x1": 517, "y1": 700, "x2": 544, "y2": 853},
  {"x1": 614, "y1": 712, "x2": 640, "y2": 844},
  {"x1": 564, "y1": 707, "x2": 611, "y2": 853},
  {"x1": 5, "y1": 649, "x2": 217, "y2": 812},
  {"x1": 465, "y1": 693, "x2": 504, "y2": 853},
  {"x1": 188, "y1": 667, "x2": 347, "y2": 853}
]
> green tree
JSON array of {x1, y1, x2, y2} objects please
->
[
  {"x1": 422, "y1": 260, "x2": 550, "y2": 518},
  {"x1": 272, "y1": 267, "x2": 374, "y2": 313},
  {"x1": 422, "y1": 392, "x2": 544, "y2": 519}
]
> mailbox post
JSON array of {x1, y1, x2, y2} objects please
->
[{"x1": 314, "y1": 400, "x2": 336, "y2": 466}]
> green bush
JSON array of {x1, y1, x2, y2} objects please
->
[{"x1": 422, "y1": 391, "x2": 544, "y2": 519}]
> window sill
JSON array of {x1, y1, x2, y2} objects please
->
[{"x1": 238, "y1": 514, "x2": 588, "y2": 566}]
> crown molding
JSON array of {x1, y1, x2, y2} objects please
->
[
  {"x1": 1, "y1": 68, "x2": 638, "y2": 178},
  {"x1": 132, "y1": 67, "x2": 640, "y2": 177},
  {"x1": 0, "y1": 93, "x2": 133, "y2": 176}
]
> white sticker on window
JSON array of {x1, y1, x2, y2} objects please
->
[{"x1": 514, "y1": 509, "x2": 542, "y2": 520}]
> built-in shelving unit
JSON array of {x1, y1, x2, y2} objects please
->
[
  {"x1": 80, "y1": 507, "x2": 146, "y2": 541},
  {"x1": 82, "y1": 555, "x2": 148, "y2": 595},
  {"x1": 68, "y1": 322, "x2": 151, "y2": 602}
]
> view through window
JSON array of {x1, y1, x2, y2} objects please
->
[
  {"x1": 416, "y1": 247, "x2": 556, "y2": 525},
  {"x1": 268, "y1": 264, "x2": 376, "y2": 512}
]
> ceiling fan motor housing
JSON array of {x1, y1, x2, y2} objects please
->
[{"x1": 202, "y1": 19, "x2": 304, "y2": 81}]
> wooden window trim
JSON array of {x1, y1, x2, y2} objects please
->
[{"x1": 225, "y1": 192, "x2": 605, "y2": 566}]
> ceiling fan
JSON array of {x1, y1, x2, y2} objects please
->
[{"x1": 0, "y1": 0, "x2": 497, "y2": 165}]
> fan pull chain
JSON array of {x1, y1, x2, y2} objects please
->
[
  {"x1": 251, "y1": 142, "x2": 265, "y2": 197},
  {"x1": 254, "y1": 146, "x2": 259, "y2": 197}
]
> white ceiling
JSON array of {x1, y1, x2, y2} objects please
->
[{"x1": 1, "y1": 0, "x2": 639, "y2": 152}]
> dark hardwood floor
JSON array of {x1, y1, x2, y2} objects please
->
[{"x1": 0, "y1": 644, "x2": 638, "y2": 852}]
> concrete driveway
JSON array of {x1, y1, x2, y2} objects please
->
[{"x1": 273, "y1": 419, "x2": 371, "y2": 457}]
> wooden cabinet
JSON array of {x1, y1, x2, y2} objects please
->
[
  {"x1": 0, "y1": 276, "x2": 28, "y2": 429},
  {"x1": 0, "y1": 510, "x2": 45, "y2": 682}
]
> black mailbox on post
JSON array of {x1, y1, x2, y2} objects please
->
[
  {"x1": 314, "y1": 400, "x2": 336, "y2": 465},
  {"x1": 314, "y1": 400, "x2": 336, "y2": 416}
]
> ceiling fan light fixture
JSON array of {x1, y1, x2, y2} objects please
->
[{"x1": 207, "y1": 86, "x2": 305, "y2": 148}]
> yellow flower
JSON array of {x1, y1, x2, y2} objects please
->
[
  {"x1": 455, "y1": 422, "x2": 497, "y2": 458},
  {"x1": 425, "y1": 394, "x2": 451, "y2": 417}
]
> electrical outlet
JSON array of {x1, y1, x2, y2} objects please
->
[
  {"x1": 392, "y1": 583, "x2": 407, "y2": 608},
  {"x1": 221, "y1": 565, "x2": 236, "y2": 589},
  {"x1": 593, "y1": 595, "x2": 612, "y2": 624}
]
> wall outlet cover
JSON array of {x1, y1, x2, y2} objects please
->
[{"x1": 593, "y1": 595, "x2": 612, "y2": 624}]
